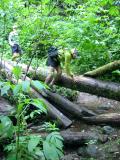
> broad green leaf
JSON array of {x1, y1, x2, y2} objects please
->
[
  {"x1": 31, "y1": 80, "x2": 46, "y2": 90},
  {"x1": 44, "y1": 132, "x2": 64, "y2": 160},
  {"x1": 35, "y1": 148, "x2": 45, "y2": 160},
  {"x1": 0, "y1": 81, "x2": 3, "y2": 89},
  {"x1": 109, "y1": 7, "x2": 119, "y2": 16},
  {"x1": 46, "y1": 132, "x2": 64, "y2": 142},
  {"x1": 12, "y1": 66, "x2": 22, "y2": 81},
  {"x1": 13, "y1": 84, "x2": 22, "y2": 95},
  {"x1": 21, "y1": 80, "x2": 30, "y2": 93},
  {"x1": 112, "y1": 70, "x2": 120, "y2": 76},
  {"x1": 31, "y1": 99, "x2": 47, "y2": 114},
  {"x1": 7, "y1": 153, "x2": 16, "y2": 160},
  {"x1": 43, "y1": 141, "x2": 59, "y2": 160},
  {"x1": 43, "y1": 139, "x2": 63, "y2": 160},
  {"x1": 28, "y1": 136, "x2": 41, "y2": 152},
  {"x1": 0, "y1": 116, "x2": 14, "y2": 138},
  {"x1": 1, "y1": 84, "x2": 11, "y2": 96}
]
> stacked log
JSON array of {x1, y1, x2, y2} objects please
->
[
  {"x1": 0, "y1": 60, "x2": 72, "y2": 128},
  {"x1": 7, "y1": 60, "x2": 120, "y2": 101},
  {"x1": 1, "y1": 60, "x2": 120, "y2": 126}
]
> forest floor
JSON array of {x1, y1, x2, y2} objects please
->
[
  {"x1": 1, "y1": 92, "x2": 120, "y2": 160},
  {"x1": 61, "y1": 92, "x2": 120, "y2": 160}
]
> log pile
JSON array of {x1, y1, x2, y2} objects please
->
[
  {"x1": 0, "y1": 59, "x2": 120, "y2": 130},
  {"x1": 7, "y1": 60, "x2": 120, "y2": 101}
]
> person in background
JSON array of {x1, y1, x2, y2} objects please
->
[
  {"x1": 45, "y1": 46, "x2": 78, "y2": 88},
  {"x1": 8, "y1": 25, "x2": 21, "y2": 61}
]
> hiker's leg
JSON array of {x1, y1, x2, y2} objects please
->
[
  {"x1": 12, "y1": 52, "x2": 20, "y2": 61},
  {"x1": 49, "y1": 66, "x2": 62, "y2": 86},
  {"x1": 12, "y1": 44, "x2": 21, "y2": 61},
  {"x1": 45, "y1": 67, "x2": 54, "y2": 85},
  {"x1": 56, "y1": 66, "x2": 62, "y2": 81}
]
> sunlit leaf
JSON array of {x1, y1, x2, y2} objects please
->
[
  {"x1": 31, "y1": 99, "x2": 47, "y2": 114},
  {"x1": 13, "y1": 84, "x2": 22, "y2": 95},
  {"x1": 12, "y1": 66, "x2": 22, "y2": 81},
  {"x1": 28, "y1": 135, "x2": 41, "y2": 152},
  {"x1": 21, "y1": 80, "x2": 30, "y2": 93}
]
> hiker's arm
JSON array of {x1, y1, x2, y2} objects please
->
[
  {"x1": 8, "y1": 32, "x2": 14, "y2": 46},
  {"x1": 65, "y1": 53, "x2": 73, "y2": 77}
]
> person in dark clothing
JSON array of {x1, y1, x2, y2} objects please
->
[
  {"x1": 8, "y1": 25, "x2": 21, "y2": 61},
  {"x1": 45, "y1": 46, "x2": 78, "y2": 87}
]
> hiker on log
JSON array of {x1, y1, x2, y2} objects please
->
[
  {"x1": 8, "y1": 24, "x2": 21, "y2": 61},
  {"x1": 45, "y1": 46, "x2": 78, "y2": 88}
]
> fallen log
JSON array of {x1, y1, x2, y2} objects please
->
[
  {"x1": 0, "y1": 97, "x2": 15, "y2": 116},
  {"x1": 29, "y1": 127, "x2": 108, "y2": 146},
  {"x1": 60, "y1": 130, "x2": 108, "y2": 145},
  {"x1": 7, "y1": 60, "x2": 120, "y2": 101},
  {"x1": 0, "y1": 61, "x2": 72, "y2": 128},
  {"x1": 84, "y1": 60, "x2": 120, "y2": 77},
  {"x1": 83, "y1": 113, "x2": 120, "y2": 126},
  {"x1": 76, "y1": 92, "x2": 120, "y2": 114},
  {"x1": 31, "y1": 87, "x2": 96, "y2": 118},
  {"x1": 29, "y1": 89, "x2": 72, "y2": 128}
]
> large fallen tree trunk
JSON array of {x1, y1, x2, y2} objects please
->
[
  {"x1": 0, "y1": 61, "x2": 72, "y2": 128},
  {"x1": 31, "y1": 87, "x2": 96, "y2": 118},
  {"x1": 29, "y1": 127, "x2": 108, "y2": 146},
  {"x1": 84, "y1": 60, "x2": 120, "y2": 77},
  {"x1": 31, "y1": 130, "x2": 108, "y2": 146},
  {"x1": 83, "y1": 113, "x2": 120, "y2": 126},
  {"x1": 60, "y1": 130, "x2": 107, "y2": 145},
  {"x1": 8, "y1": 61, "x2": 120, "y2": 101}
]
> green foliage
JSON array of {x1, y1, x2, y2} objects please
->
[
  {"x1": 43, "y1": 132, "x2": 64, "y2": 160},
  {"x1": 0, "y1": 81, "x2": 11, "y2": 96},
  {"x1": 31, "y1": 80, "x2": 47, "y2": 90},
  {"x1": 30, "y1": 98, "x2": 47, "y2": 114},
  {"x1": 56, "y1": 86, "x2": 78, "y2": 101},
  {"x1": 0, "y1": 115, "x2": 14, "y2": 139},
  {"x1": 0, "y1": 64, "x2": 63, "y2": 160},
  {"x1": 41, "y1": 122, "x2": 59, "y2": 132},
  {"x1": 0, "y1": 0, "x2": 120, "y2": 77},
  {"x1": 27, "y1": 135, "x2": 42, "y2": 153},
  {"x1": 12, "y1": 66, "x2": 22, "y2": 82},
  {"x1": 21, "y1": 80, "x2": 30, "y2": 93},
  {"x1": 5, "y1": 132, "x2": 64, "y2": 160},
  {"x1": 0, "y1": 0, "x2": 120, "y2": 158},
  {"x1": 112, "y1": 70, "x2": 120, "y2": 76}
]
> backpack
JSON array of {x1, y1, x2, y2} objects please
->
[{"x1": 48, "y1": 46, "x2": 58, "y2": 58}]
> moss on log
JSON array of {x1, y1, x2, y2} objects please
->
[{"x1": 84, "y1": 60, "x2": 120, "y2": 77}]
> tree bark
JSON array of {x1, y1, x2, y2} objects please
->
[
  {"x1": 84, "y1": 60, "x2": 120, "y2": 77},
  {"x1": 0, "y1": 60, "x2": 72, "y2": 128},
  {"x1": 83, "y1": 113, "x2": 120, "y2": 126},
  {"x1": 6, "y1": 60, "x2": 120, "y2": 101},
  {"x1": 29, "y1": 89, "x2": 72, "y2": 128}
]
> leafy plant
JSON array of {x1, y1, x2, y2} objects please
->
[
  {"x1": 0, "y1": 115, "x2": 14, "y2": 139},
  {"x1": 0, "y1": 65, "x2": 64, "y2": 160},
  {"x1": 41, "y1": 122, "x2": 59, "y2": 132},
  {"x1": 43, "y1": 132, "x2": 64, "y2": 160}
]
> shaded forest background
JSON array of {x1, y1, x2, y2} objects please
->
[{"x1": 0, "y1": 0, "x2": 120, "y2": 78}]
